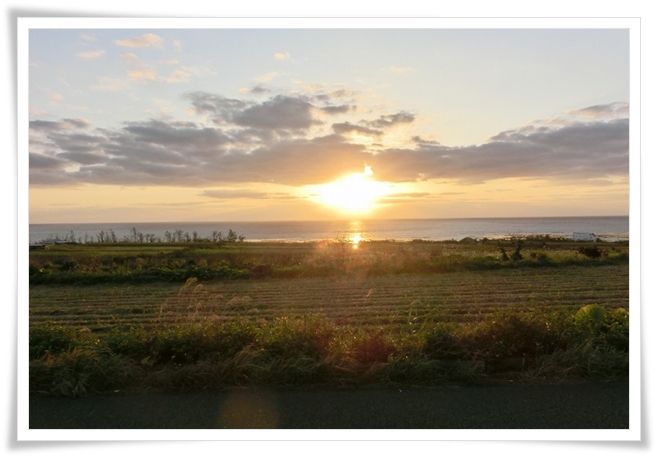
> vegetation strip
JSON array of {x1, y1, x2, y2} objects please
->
[{"x1": 29, "y1": 239, "x2": 629, "y2": 396}]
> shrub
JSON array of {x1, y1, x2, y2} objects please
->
[
  {"x1": 466, "y1": 311, "x2": 560, "y2": 363},
  {"x1": 570, "y1": 305, "x2": 629, "y2": 352},
  {"x1": 256, "y1": 317, "x2": 334, "y2": 361},
  {"x1": 30, "y1": 323, "x2": 85, "y2": 359},
  {"x1": 573, "y1": 304, "x2": 607, "y2": 327},
  {"x1": 422, "y1": 323, "x2": 464, "y2": 360},
  {"x1": 351, "y1": 332, "x2": 397, "y2": 363},
  {"x1": 577, "y1": 245, "x2": 605, "y2": 259},
  {"x1": 105, "y1": 321, "x2": 258, "y2": 365}
]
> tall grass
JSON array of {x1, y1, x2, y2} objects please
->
[{"x1": 29, "y1": 304, "x2": 629, "y2": 396}]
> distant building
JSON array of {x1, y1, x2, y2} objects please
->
[{"x1": 573, "y1": 232, "x2": 597, "y2": 242}]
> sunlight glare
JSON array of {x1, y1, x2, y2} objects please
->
[{"x1": 314, "y1": 166, "x2": 390, "y2": 214}]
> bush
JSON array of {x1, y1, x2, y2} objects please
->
[
  {"x1": 422, "y1": 323, "x2": 464, "y2": 360},
  {"x1": 466, "y1": 311, "x2": 561, "y2": 362},
  {"x1": 351, "y1": 332, "x2": 397, "y2": 363},
  {"x1": 570, "y1": 305, "x2": 629, "y2": 352},
  {"x1": 105, "y1": 321, "x2": 258, "y2": 365},
  {"x1": 30, "y1": 323, "x2": 85, "y2": 359},
  {"x1": 577, "y1": 246, "x2": 605, "y2": 259},
  {"x1": 256, "y1": 317, "x2": 334, "y2": 361}
]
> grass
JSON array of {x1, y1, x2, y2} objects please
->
[
  {"x1": 29, "y1": 304, "x2": 629, "y2": 395},
  {"x1": 28, "y1": 238, "x2": 630, "y2": 396},
  {"x1": 29, "y1": 238, "x2": 629, "y2": 285}
]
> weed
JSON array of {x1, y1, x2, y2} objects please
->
[
  {"x1": 29, "y1": 323, "x2": 98, "y2": 358},
  {"x1": 577, "y1": 245, "x2": 606, "y2": 259}
]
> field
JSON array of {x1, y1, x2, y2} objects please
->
[
  {"x1": 29, "y1": 238, "x2": 630, "y2": 396},
  {"x1": 30, "y1": 265, "x2": 629, "y2": 331}
]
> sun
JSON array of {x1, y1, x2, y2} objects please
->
[{"x1": 313, "y1": 166, "x2": 390, "y2": 214}]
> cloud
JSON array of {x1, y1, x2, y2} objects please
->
[
  {"x1": 240, "y1": 85, "x2": 272, "y2": 95},
  {"x1": 30, "y1": 118, "x2": 89, "y2": 132},
  {"x1": 378, "y1": 192, "x2": 433, "y2": 204},
  {"x1": 29, "y1": 97, "x2": 629, "y2": 190},
  {"x1": 163, "y1": 65, "x2": 215, "y2": 84},
  {"x1": 566, "y1": 102, "x2": 629, "y2": 120},
  {"x1": 76, "y1": 50, "x2": 106, "y2": 59},
  {"x1": 368, "y1": 111, "x2": 415, "y2": 128},
  {"x1": 200, "y1": 189, "x2": 298, "y2": 200},
  {"x1": 186, "y1": 92, "x2": 253, "y2": 123},
  {"x1": 274, "y1": 52, "x2": 290, "y2": 60},
  {"x1": 114, "y1": 33, "x2": 163, "y2": 48},
  {"x1": 411, "y1": 136, "x2": 441, "y2": 146},
  {"x1": 332, "y1": 122, "x2": 383, "y2": 138},
  {"x1": 29, "y1": 108, "x2": 50, "y2": 117},
  {"x1": 320, "y1": 104, "x2": 353, "y2": 115},
  {"x1": 165, "y1": 69, "x2": 192, "y2": 83},
  {"x1": 91, "y1": 77, "x2": 130, "y2": 91},
  {"x1": 29, "y1": 152, "x2": 69, "y2": 170},
  {"x1": 188, "y1": 92, "x2": 316, "y2": 131},
  {"x1": 386, "y1": 192, "x2": 432, "y2": 198},
  {"x1": 371, "y1": 117, "x2": 628, "y2": 184},
  {"x1": 49, "y1": 92, "x2": 63, "y2": 100},
  {"x1": 79, "y1": 33, "x2": 96, "y2": 42},
  {"x1": 255, "y1": 72, "x2": 285, "y2": 83},
  {"x1": 121, "y1": 52, "x2": 138, "y2": 60},
  {"x1": 324, "y1": 111, "x2": 414, "y2": 139},
  {"x1": 128, "y1": 68, "x2": 157, "y2": 82},
  {"x1": 387, "y1": 66, "x2": 415, "y2": 73},
  {"x1": 232, "y1": 95, "x2": 316, "y2": 130},
  {"x1": 29, "y1": 115, "x2": 369, "y2": 187}
]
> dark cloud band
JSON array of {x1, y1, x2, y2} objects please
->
[{"x1": 29, "y1": 95, "x2": 629, "y2": 188}]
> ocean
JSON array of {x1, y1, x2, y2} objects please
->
[{"x1": 29, "y1": 216, "x2": 629, "y2": 244}]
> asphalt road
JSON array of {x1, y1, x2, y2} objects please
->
[{"x1": 29, "y1": 379, "x2": 629, "y2": 429}]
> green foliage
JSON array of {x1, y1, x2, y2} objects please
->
[
  {"x1": 29, "y1": 323, "x2": 94, "y2": 358},
  {"x1": 498, "y1": 238, "x2": 523, "y2": 261},
  {"x1": 29, "y1": 239, "x2": 629, "y2": 285},
  {"x1": 421, "y1": 323, "x2": 465, "y2": 360},
  {"x1": 465, "y1": 310, "x2": 562, "y2": 364},
  {"x1": 577, "y1": 245, "x2": 606, "y2": 259},
  {"x1": 255, "y1": 316, "x2": 334, "y2": 361},
  {"x1": 569, "y1": 305, "x2": 629, "y2": 352},
  {"x1": 29, "y1": 302, "x2": 630, "y2": 395},
  {"x1": 104, "y1": 321, "x2": 258, "y2": 365},
  {"x1": 350, "y1": 331, "x2": 397, "y2": 363},
  {"x1": 574, "y1": 304, "x2": 607, "y2": 326}
]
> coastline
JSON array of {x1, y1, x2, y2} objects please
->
[{"x1": 29, "y1": 216, "x2": 630, "y2": 245}]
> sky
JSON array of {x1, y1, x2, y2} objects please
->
[{"x1": 26, "y1": 23, "x2": 632, "y2": 223}]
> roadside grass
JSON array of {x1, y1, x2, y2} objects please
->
[{"x1": 29, "y1": 303, "x2": 629, "y2": 396}]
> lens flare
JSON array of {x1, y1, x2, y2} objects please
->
[{"x1": 313, "y1": 166, "x2": 390, "y2": 214}]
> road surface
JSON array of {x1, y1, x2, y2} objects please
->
[{"x1": 29, "y1": 379, "x2": 629, "y2": 429}]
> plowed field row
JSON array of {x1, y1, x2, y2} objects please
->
[{"x1": 29, "y1": 264, "x2": 629, "y2": 332}]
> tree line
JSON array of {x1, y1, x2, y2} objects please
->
[{"x1": 37, "y1": 228, "x2": 246, "y2": 244}]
